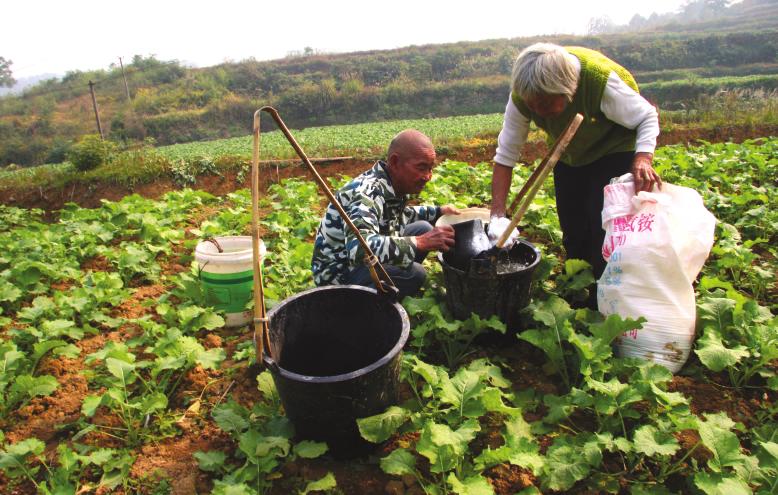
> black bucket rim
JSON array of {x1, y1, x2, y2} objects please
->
[
  {"x1": 261, "y1": 285, "x2": 410, "y2": 384},
  {"x1": 437, "y1": 239, "x2": 541, "y2": 274}
]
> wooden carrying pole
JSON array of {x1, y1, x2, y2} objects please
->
[
  {"x1": 250, "y1": 106, "x2": 398, "y2": 364},
  {"x1": 496, "y1": 113, "x2": 584, "y2": 249},
  {"x1": 251, "y1": 110, "x2": 270, "y2": 363}
]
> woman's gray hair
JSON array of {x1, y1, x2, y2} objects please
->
[{"x1": 512, "y1": 43, "x2": 578, "y2": 102}]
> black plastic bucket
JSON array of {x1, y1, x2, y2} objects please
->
[
  {"x1": 262, "y1": 285, "x2": 409, "y2": 458},
  {"x1": 438, "y1": 240, "x2": 541, "y2": 331}
]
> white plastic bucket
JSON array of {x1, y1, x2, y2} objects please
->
[{"x1": 194, "y1": 236, "x2": 266, "y2": 327}]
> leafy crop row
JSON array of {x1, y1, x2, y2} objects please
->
[{"x1": 0, "y1": 138, "x2": 775, "y2": 494}]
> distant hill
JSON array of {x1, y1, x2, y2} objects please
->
[
  {"x1": 0, "y1": 73, "x2": 60, "y2": 97},
  {"x1": 0, "y1": 0, "x2": 776, "y2": 167},
  {"x1": 591, "y1": 0, "x2": 778, "y2": 33}
]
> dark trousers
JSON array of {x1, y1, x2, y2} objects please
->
[
  {"x1": 553, "y1": 152, "x2": 633, "y2": 280},
  {"x1": 343, "y1": 221, "x2": 433, "y2": 300}
]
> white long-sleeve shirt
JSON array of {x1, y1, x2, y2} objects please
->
[{"x1": 494, "y1": 54, "x2": 659, "y2": 168}]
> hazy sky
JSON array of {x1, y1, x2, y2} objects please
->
[{"x1": 4, "y1": 0, "x2": 691, "y2": 79}]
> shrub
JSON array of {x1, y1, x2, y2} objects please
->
[{"x1": 67, "y1": 134, "x2": 117, "y2": 171}]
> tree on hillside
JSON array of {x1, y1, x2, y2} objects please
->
[
  {"x1": 0, "y1": 57, "x2": 15, "y2": 87},
  {"x1": 588, "y1": 16, "x2": 616, "y2": 34},
  {"x1": 681, "y1": 0, "x2": 731, "y2": 21}
]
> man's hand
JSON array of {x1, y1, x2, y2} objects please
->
[
  {"x1": 440, "y1": 204, "x2": 461, "y2": 216},
  {"x1": 488, "y1": 216, "x2": 520, "y2": 248},
  {"x1": 416, "y1": 225, "x2": 456, "y2": 252},
  {"x1": 632, "y1": 152, "x2": 662, "y2": 193}
]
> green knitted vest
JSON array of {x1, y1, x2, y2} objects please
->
[{"x1": 512, "y1": 46, "x2": 639, "y2": 166}]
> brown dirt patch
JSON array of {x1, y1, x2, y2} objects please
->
[
  {"x1": 270, "y1": 456, "x2": 393, "y2": 495},
  {"x1": 113, "y1": 285, "x2": 168, "y2": 320},
  {"x1": 4, "y1": 356, "x2": 88, "y2": 444},
  {"x1": 668, "y1": 376, "x2": 765, "y2": 427},
  {"x1": 485, "y1": 463, "x2": 536, "y2": 495},
  {"x1": 129, "y1": 422, "x2": 232, "y2": 495},
  {"x1": 82, "y1": 255, "x2": 112, "y2": 272}
]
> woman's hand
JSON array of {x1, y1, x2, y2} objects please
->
[{"x1": 632, "y1": 152, "x2": 662, "y2": 193}]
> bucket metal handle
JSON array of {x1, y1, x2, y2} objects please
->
[{"x1": 251, "y1": 107, "x2": 398, "y2": 365}]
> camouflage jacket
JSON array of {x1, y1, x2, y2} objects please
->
[{"x1": 311, "y1": 161, "x2": 440, "y2": 286}]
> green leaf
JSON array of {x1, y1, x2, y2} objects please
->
[
  {"x1": 590, "y1": 314, "x2": 645, "y2": 344},
  {"x1": 543, "y1": 394, "x2": 575, "y2": 424},
  {"x1": 293, "y1": 440, "x2": 328, "y2": 459},
  {"x1": 695, "y1": 331, "x2": 749, "y2": 372},
  {"x1": 697, "y1": 297, "x2": 736, "y2": 333},
  {"x1": 212, "y1": 481, "x2": 254, "y2": 495},
  {"x1": 447, "y1": 472, "x2": 495, "y2": 495},
  {"x1": 504, "y1": 414, "x2": 533, "y2": 440},
  {"x1": 84, "y1": 449, "x2": 115, "y2": 466},
  {"x1": 0, "y1": 282, "x2": 21, "y2": 303},
  {"x1": 299, "y1": 471, "x2": 336, "y2": 495},
  {"x1": 411, "y1": 358, "x2": 442, "y2": 386},
  {"x1": 257, "y1": 371, "x2": 277, "y2": 400},
  {"x1": 633, "y1": 425, "x2": 680, "y2": 457},
  {"x1": 105, "y1": 357, "x2": 136, "y2": 384},
  {"x1": 380, "y1": 448, "x2": 416, "y2": 476},
  {"x1": 543, "y1": 437, "x2": 595, "y2": 491},
  {"x1": 193, "y1": 450, "x2": 226, "y2": 472},
  {"x1": 254, "y1": 436, "x2": 290, "y2": 457},
  {"x1": 139, "y1": 392, "x2": 168, "y2": 415},
  {"x1": 81, "y1": 394, "x2": 105, "y2": 417},
  {"x1": 481, "y1": 388, "x2": 520, "y2": 416},
  {"x1": 417, "y1": 419, "x2": 480, "y2": 473},
  {"x1": 471, "y1": 360, "x2": 511, "y2": 389},
  {"x1": 506, "y1": 436, "x2": 545, "y2": 475},
  {"x1": 4, "y1": 437, "x2": 45, "y2": 458},
  {"x1": 439, "y1": 369, "x2": 486, "y2": 418},
  {"x1": 41, "y1": 319, "x2": 83, "y2": 339},
  {"x1": 629, "y1": 485, "x2": 675, "y2": 494},
  {"x1": 693, "y1": 471, "x2": 751, "y2": 495},
  {"x1": 519, "y1": 328, "x2": 565, "y2": 374},
  {"x1": 697, "y1": 412, "x2": 748, "y2": 472},
  {"x1": 212, "y1": 402, "x2": 250, "y2": 433},
  {"x1": 357, "y1": 406, "x2": 410, "y2": 443},
  {"x1": 195, "y1": 347, "x2": 226, "y2": 369},
  {"x1": 11, "y1": 374, "x2": 59, "y2": 400},
  {"x1": 530, "y1": 296, "x2": 575, "y2": 331}
]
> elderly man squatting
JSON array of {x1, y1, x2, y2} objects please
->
[{"x1": 311, "y1": 129, "x2": 459, "y2": 300}]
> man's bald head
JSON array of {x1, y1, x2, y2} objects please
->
[
  {"x1": 387, "y1": 129, "x2": 434, "y2": 161},
  {"x1": 386, "y1": 129, "x2": 437, "y2": 196}
]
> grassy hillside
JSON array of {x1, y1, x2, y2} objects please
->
[{"x1": 0, "y1": 1, "x2": 776, "y2": 167}]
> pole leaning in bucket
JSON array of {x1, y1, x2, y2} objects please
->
[
  {"x1": 496, "y1": 113, "x2": 584, "y2": 249},
  {"x1": 254, "y1": 106, "x2": 397, "y2": 296}
]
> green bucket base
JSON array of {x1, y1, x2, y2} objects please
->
[{"x1": 200, "y1": 268, "x2": 253, "y2": 327}]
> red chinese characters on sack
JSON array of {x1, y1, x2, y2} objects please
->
[{"x1": 602, "y1": 213, "x2": 656, "y2": 259}]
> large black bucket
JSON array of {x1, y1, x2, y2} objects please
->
[
  {"x1": 439, "y1": 240, "x2": 541, "y2": 331},
  {"x1": 262, "y1": 285, "x2": 409, "y2": 458}
]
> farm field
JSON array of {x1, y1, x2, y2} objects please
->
[{"x1": 0, "y1": 135, "x2": 776, "y2": 494}]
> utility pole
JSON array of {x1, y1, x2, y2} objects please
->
[
  {"x1": 88, "y1": 80, "x2": 104, "y2": 139},
  {"x1": 118, "y1": 56, "x2": 131, "y2": 102}
]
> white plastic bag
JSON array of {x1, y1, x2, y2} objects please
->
[{"x1": 598, "y1": 173, "x2": 716, "y2": 372}]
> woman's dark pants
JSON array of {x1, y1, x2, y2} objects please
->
[{"x1": 553, "y1": 152, "x2": 632, "y2": 306}]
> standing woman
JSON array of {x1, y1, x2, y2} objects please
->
[{"x1": 488, "y1": 42, "x2": 662, "y2": 307}]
